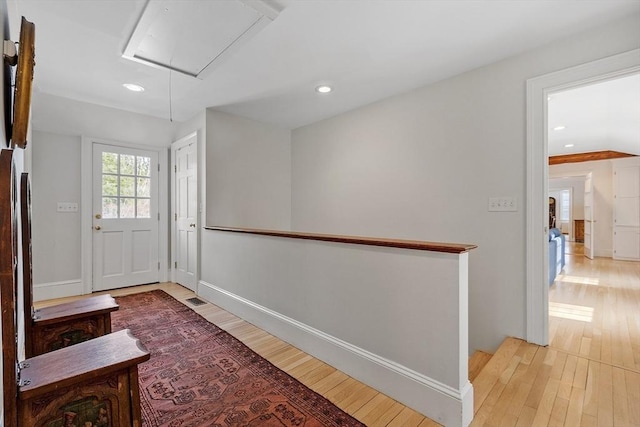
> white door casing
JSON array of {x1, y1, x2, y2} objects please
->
[
  {"x1": 92, "y1": 143, "x2": 160, "y2": 291},
  {"x1": 583, "y1": 172, "x2": 595, "y2": 260},
  {"x1": 526, "y1": 49, "x2": 640, "y2": 346},
  {"x1": 171, "y1": 132, "x2": 198, "y2": 291}
]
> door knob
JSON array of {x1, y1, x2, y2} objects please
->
[
  {"x1": 94, "y1": 225, "x2": 102, "y2": 230},
  {"x1": 189, "y1": 223, "x2": 196, "y2": 228}
]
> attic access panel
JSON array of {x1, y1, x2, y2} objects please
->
[{"x1": 123, "y1": 0, "x2": 279, "y2": 79}]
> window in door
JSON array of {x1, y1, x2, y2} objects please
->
[{"x1": 101, "y1": 152, "x2": 151, "y2": 219}]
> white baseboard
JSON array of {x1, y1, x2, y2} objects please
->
[
  {"x1": 595, "y1": 248, "x2": 612, "y2": 258},
  {"x1": 33, "y1": 279, "x2": 84, "y2": 302},
  {"x1": 199, "y1": 280, "x2": 472, "y2": 427}
]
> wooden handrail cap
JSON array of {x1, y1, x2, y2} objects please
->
[{"x1": 205, "y1": 226, "x2": 477, "y2": 254}]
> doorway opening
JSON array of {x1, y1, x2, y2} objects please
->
[{"x1": 525, "y1": 48, "x2": 639, "y2": 346}]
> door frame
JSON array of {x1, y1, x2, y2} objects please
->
[
  {"x1": 170, "y1": 131, "x2": 200, "y2": 288},
  {"x1": 525, "y1": 48, "x2": 639, "y2": 345},
  {"x1": 81, "y1": 137, "x2": 169, "y2": 294}
]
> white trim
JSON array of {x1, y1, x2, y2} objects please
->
[
  {"x1": 81, "y1": 137, "x2": 92, "y2": 294},
  {"x1": 170, "y1": 131, "x2": 200, "y2": 289},
  {"x1": 199, "y1": 279, "x2": 473, "y2": 427},
  {"x1": 526, "y1": 49, "x2": 640, "y2": 345},
  {"x1": 33, "y1": 280, "x2": 83, "y2": 302},
  {"x1": 81, "y1": 137, "x2": 169, "y2": 294}
]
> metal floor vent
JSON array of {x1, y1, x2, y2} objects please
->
[{"x1": 186, "y1": 297, "x2": 206, "y2": 306}]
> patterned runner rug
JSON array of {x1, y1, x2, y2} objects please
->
[{"x1": 112, "y1": 290, "x2": 366, "y2": 427}]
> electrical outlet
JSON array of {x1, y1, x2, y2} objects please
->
[
  {"x1": 488, "y1": 197, "x2": 517, "y2": 212},
  {"x1": 57, "y1": 202, "x2": 78, "y2": 212}
]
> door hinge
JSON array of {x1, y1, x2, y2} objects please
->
[
  {"x1": 174, "y1": 165, "x2": 177, "y2": 172},
  {"x1": 158, "y1": 164, "x2": 160, "y2": 172},
  {"x1": 158, "y1": 262, "x2": 160, "y2": 270},
  {"x1": 175, "y1": 213, "x2": 177, "y2": 221},
  {"x1": 158, "y1": 212, "x2": 160, "y2": 221},
  {"x1": 174, "y1": 261, "x2": 178, "y2": 269}
]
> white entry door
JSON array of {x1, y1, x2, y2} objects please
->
[
  {"x1": 172, "y1": 134, "x2": 198, "y2": 291},
  {"x1": 584, "y1": 172, "x2": 595, "y2": 260},
  {"x1": 93, "y1": 143, "x2": 160, "y2": 291}
]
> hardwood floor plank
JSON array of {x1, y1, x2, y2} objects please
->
[
  {"x1": 515, "y1": 406, "x2": 536, "y2": 427},
  {"x1": 596, "y1": 363, "x2": 613, "y2": 427},
  {"x1": 295, "y1": 362, "x2": 336, "y2": 385},
  {"x1": 387, "y1": 407, "x2": 428, "y2": 427},
  {"x1": 309, "y1": 369, "x2": 350, "y2": 395},
  {"x1": 580, "y1": 413, "x2": 597, "y2": 427},
  {"x1": 352, "y1": 393, "x2": 399, "y2": 425},
  {"x1": 558, "y1": 354, "x2": 577, "y2": 400},
  {"x1": 548, "y1": 396, "x2": 569, "y2": 427},
  {"x1": 565, "y1": 387, "x2": 585, "y2": 427},
  {"x1": 473, "y1": 337, "x2": 524, "y2": 412},
  {"x1": 530, "y1": 378, "x2": 560, "y2": 426},
  {"x1": 573, "y1": 356, "x2": 589, "y2": 390},
  {"x1": 625, "y1": 369, "x2": 640, "y2": 426},
  {"x1": 583, "y1": 360, "x2": 600, "y2": 418},
  {"x1": 368, "y1": 401, "x2": 406, "y2": 427},
  {"x1": 469, "y1": 351, "x2": 493, "y2": 382},
  {"x1": 612, "y1": 367, "x2": 630, "y2": 427}
]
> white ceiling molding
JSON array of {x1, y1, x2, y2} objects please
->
[{"x1": 122, "y1": 0, "x2": 281, "y2": 79}]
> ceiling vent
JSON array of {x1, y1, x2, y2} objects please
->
[{"x1": 123, "y1": 0, "x2": 280, "y2": 79}]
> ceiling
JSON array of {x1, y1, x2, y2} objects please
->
[
  {"x1": 8, "y1": 0, "x2": 640, "y2": 132},
  {"x1": 548, "y1": 73, "x2": 640, "y2": 157}
]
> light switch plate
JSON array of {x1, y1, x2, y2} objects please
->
[
  {"x1": 57, "y1": 202, "x2": 78, "y2": 212},
  {"x1": 488, "y1": 197, "x2": 517, "y2": 212}
]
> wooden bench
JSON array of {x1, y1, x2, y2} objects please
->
[
  {"x1": 21, "y1": 172, "x2": 119, "y2": 357},
  {"x1": 18, "y1": 329, "x2": 149, "y2": 426},
  {"x1": 2, "y1": 148, "x2": 150, "y2": 426}
]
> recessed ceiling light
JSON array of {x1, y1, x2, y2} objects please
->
[
  {"x1": 123, "y1": 83, "x2": 145, "y2": 92},
  {"x1": 315, "y1": 85, "x2": 332, "y2": 94},
  {"x1": 564, "y1": 144, "x2": 574, "y2": 148},
  {"x1": 553, "y1": 126, "x2": 566, "y2": 131}
]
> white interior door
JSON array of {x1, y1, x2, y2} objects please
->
[
  {"x1": 93, "y1": 143, "x2": 159, "y2": 291},
  {"x1": 584, "y1": 172, "x2": 595, "y2": 259},
  {"x1": 172, "y1": 134, "x2": 198, "y2": 291}
]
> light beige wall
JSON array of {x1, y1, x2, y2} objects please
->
[
  {"x1": 291, "y1": 13, "x2": 640, "y2": 353},
  {"x1": 205, "y1": 109, "x2": 292, "y2": 230}
]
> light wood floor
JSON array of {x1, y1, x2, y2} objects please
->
[
  {"x1": 472, "y1": 242, "x2": 640, "y2": 427},
  {"x1": 36, "y1": 247, "x2": 638, "y2": 427}
]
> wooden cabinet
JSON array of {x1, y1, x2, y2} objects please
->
[
  {"x1": 574, "y1": 220, "x2": 584, "y2": 243},
  {"x1": 613, "y1": 158, "x2": 640, "y2": 260}
]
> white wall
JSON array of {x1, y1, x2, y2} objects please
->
[
  {"x1": 291, "y1": 13, "x2": 640, "y2": 353},
  {"x1": 32, "y1": 92, "x2": 175, "y2": 147},
  {"x1": 31, "y1": 131, "x2": 82, "y2": 285},
  {"x1": 550, "y1": 160, "x2": 613, "y2": 257},
  {"x1": 30, "y1": 94, "x2": 176, "y2": 299},
  {"x1": 200, "y1": 229, "x2": 472, "y2": 426},
  {"x1": 205, "y1": 109, "x2": 291, "y2": 230}
]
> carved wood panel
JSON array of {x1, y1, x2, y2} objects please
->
[
  {"x1": 31, "y1": 315, "x2": 111, "y2": 356},
  {"x1": 18, "y1": 370, "x2": 134, "y2": 427}
]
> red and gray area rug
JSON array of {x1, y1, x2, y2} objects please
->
[{"x1": 112, "y1": 290, "x2": 365, "y2": 427}]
